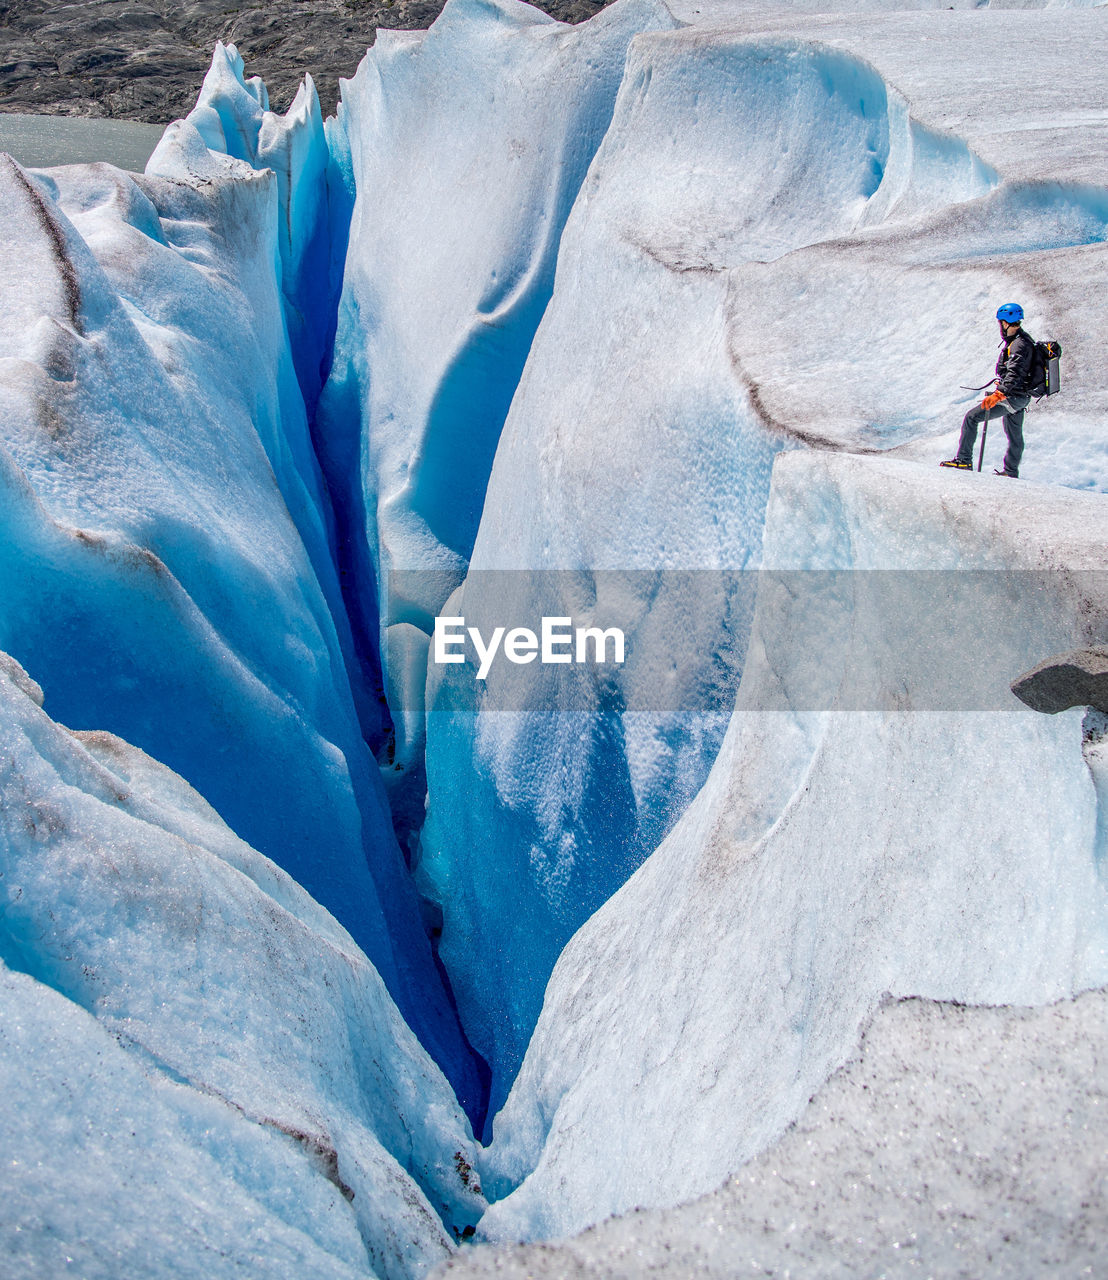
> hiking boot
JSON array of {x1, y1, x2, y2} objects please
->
[
  {"x1": 993, "y1": 468, "x2": 1019, "y2": 478},
  {"x1": 940, "y1": 459, "x2": 973, "y2": 470}
]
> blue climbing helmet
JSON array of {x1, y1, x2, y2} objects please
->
[{"x1": 997, "y1": 303, "x2": 1024, "y2": 323}]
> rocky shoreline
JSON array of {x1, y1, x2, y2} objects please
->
[{"x1": 0, "y1": 0, "x2": 609, "y2": 123}]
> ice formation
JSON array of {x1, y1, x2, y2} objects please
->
[
  {"x1": 420, "y1": 0, "x2": 1108, "y2": 1119},
  {"x1": 0, "y1": 92, "x2": 479, "y2": 1110},
  {"x1": 314, "y1": 0, "x2": 676, "y2": 855},
  {"x1": 0, "y1": 654, "x2": 483, "y2": 1279},
  {"x1": 476, "y1": 453, "x2": 1108, "y2": 1239},
  {"x1": 1, "y1": 0, "x2": 1107, "y2": 1272}
]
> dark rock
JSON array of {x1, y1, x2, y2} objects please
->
[
  {"x1": 1010, "y1": 648, "x2": 1108, "y2": 715},
  {"x1": 0, "y1": 0, "x2": 612, "y2": 124}
]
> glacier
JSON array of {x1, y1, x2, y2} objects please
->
[
  {"x1": 417, "y1": 10, "x2": 1009, "y2": 1114},
  {"x1": 419, "y1": 0, "x2": 1108, "y2": 1123},
  {"x1": 1, "y1": 0, "x2": 1107, "y2": 1273},
  {"x1": 475, "y1": 452, "x2": 1108, "y2": 1240},
  {"x1": 460, "y1": 1, "x2": 1108, "y2": 1239},
  {"x1": 313, "y1": 0, "x2": 677, "y2": 858}
]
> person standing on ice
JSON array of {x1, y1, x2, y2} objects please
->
[{"x1": 941, "y1": 303, "x2": 1034, "y2": 477}]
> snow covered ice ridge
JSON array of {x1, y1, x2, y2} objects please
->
[
  {"x1": 1, "y1": 0, "x2": 1108, "y2": 1274},
  {"x1": 475, "y1": 453, "x2": 1108, "y2": 1240},
  {"x1": 417, "y1": 0, "x2": 1108, "y2": 1128}
]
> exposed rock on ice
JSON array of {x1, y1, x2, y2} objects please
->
[
  {"x1": 0, "y1": 0, "x2": 610, "y2": 125},
  {"x1": 1012, "y1": 647, "x2": 1108, "y2": 715}
]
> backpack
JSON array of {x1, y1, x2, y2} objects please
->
[{"x1": 1027, "y1": 339, "x2": 1062, "y2": 398}]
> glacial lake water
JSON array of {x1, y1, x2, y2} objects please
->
[{"x1": 0, "y1": 112, "x2": 165, "y2": 172}]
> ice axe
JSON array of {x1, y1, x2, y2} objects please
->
[{"x1": 977, "y1": 407, "x2": 989, "y2": 472}]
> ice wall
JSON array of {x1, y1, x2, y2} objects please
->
[
  {"x1": 0, "y1": 128, "x2": 478, "y2": 1108},
  {"x1": 475, "y1": 452, "x2": 1108, "y2": 1240},
  {"x1": 0, "y1": 653, "x2": 484, "y2": 1280},
  {"x1": 180, "y1": 43, "x2": 347, "y2": 417},
  {"x1": 417, "y1": 28, "x2": 1005, "y2": 1115}
]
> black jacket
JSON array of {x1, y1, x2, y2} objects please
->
[{"x1": 996, "y1": 328, "x2": 1035, "y2": 396}]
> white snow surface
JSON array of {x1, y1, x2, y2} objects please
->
[
  {"x1": 1, "y1": 964, "x2": 369, "y2": 1280},
  {"x1": 438, "y1": 988, "x2": 1108, "y2": 1278},
  {"x1": 0, "y1": 653, "x2": 484, "y2": 1279}
]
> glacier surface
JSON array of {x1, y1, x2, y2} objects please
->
[
  {"x1": 1, "y1": 0, "x2": 1107, "y2": 1271},
  {"x1": 476, "y1": 451, "x2": 1108, "y2": 1240},
  {"x1": 419, "y1": 0, "x2": 1108, "y2": 1125}
]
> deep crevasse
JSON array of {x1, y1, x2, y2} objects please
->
[
  {"x1": 0, "y1": 36, "x2": 492, "y2": 1275},
  {"x1": 313, "y1": 0, "x2": 678, "y2": 863},
  {"x1": 163, "y1": 0, "x2": 689, "y2": 1131}
]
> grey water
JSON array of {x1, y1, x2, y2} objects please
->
[{"x1": 0, "y1": 112, "x2": 164, "y2": 172}]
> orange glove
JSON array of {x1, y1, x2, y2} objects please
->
[{"x1": 982, "y1": 390, "x2": 1006, "y2": 411}]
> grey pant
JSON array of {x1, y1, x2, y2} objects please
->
[{"x1": 956, "y1": 394, "x2": 1030, "y2": 475}]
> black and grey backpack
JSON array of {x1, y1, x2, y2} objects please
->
[{"x1": 1028, "y1": 339, "x2": 1062, "y2": 398}]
